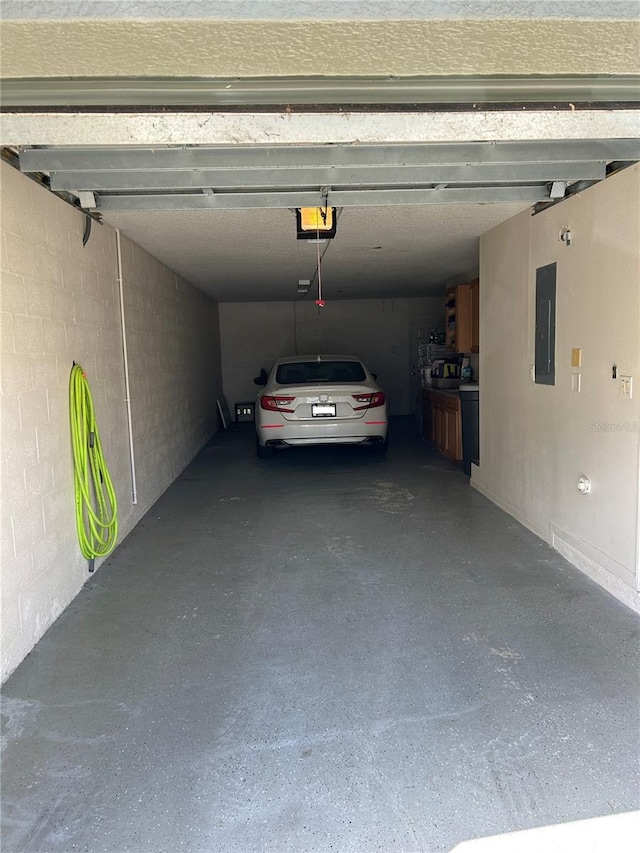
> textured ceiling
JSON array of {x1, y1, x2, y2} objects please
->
[{"x1": 101, "y1": 202, "x2": 529, "y2": 302}]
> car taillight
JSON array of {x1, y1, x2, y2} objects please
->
[
  {"x1": 352, "y1": 391, "x2": 385, "y2": 410},
  {"x1": 260, "y1": 395, "x2": 296, "y2": 413}
]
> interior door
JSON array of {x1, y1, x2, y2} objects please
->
[{"x1": 409, "y1": 324, "x2": 433, "y2": 435}]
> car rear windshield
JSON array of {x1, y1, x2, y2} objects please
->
[{"x1": 276, "y1": 360, "x2": 367, "y2": 384}]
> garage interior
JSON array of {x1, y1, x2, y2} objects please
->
[{"x1": 1, "y1": 3, "x2": 640, "y2": 852}]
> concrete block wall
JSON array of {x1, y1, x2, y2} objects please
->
[
  {"x1": 118, "y1": 234, "x2": 222, "y2": 512},
  {"x1": 219, "y1": 297, "x2": 443, "y2": 417},
  {"x1": 0, "y1": 163, "x2": 222, "y2": 681}
]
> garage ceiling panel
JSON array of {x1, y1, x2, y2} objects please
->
[{"x1": 12, "y1": 136, "x2": 639, "y2": 301}]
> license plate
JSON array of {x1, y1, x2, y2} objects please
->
[{"x1": 312, "y1": 403, "x2": 336, "y2": 418}]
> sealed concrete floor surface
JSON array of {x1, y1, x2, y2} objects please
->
[{"x1": 2, "y1": 419, "x2": 639, "y2": 853}]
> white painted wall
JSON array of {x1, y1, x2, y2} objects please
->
[
  {"x1": 219, "y1": 297, "x2": 443, "y2": 417},
  {"x1": 0, "y1": 163, "x2": 222, "y2": 681},
  {"x1": 474, "y1": 165, "x2": 640, "y2": 609}
]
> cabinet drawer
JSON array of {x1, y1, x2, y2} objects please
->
[{"x1": 430, "y1": 391, "x2": 460, "y2": 412}]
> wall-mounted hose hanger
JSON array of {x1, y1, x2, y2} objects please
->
[{"x1": 69, "y1": 363, "x2": 118, "y2": 571}]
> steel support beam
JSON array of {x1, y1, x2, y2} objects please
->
[
  {"x1": 48, "y1": 161, "x2": 606, "y2": 192},
  {"x1": 3, "y1": 75, "x2": 640, "y2": 108},
  {"x1": 96, "y1": 185, "x2": 550, "y2": 210},
  {"x1": 19, "y1": 140, "x2": 639, "y2": 173}
]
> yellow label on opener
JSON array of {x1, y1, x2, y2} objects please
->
[{"x1": 300, "y1": 207, "x2": 334, "y2": 231}]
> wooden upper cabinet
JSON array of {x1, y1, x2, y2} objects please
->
[
  {"x1": 470, "y1": 278, "x2": 479, "y2": 353},
  {"x1": 445, "y1": 283, "x2": 472, "y2": 352},
  {"x1": 445, "y1": 280, "x2": 479, "y2": 353}
]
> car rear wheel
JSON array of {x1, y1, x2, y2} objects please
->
[
  {"x1": 256, "y1": 439, "x2": 275, "y2": 459},
  {"x1": 371, "y1": 437, "x2": 388, "y2": 455}
]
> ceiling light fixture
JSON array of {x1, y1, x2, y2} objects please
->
[{"x1": 559, "y1": 225, "x2": 572, "y2": 246}]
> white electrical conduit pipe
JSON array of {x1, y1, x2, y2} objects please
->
[
  {"x1": 115, "y1": 228, "x2": 138, "y2": 505},
  {"x1": 636, "y1": 442, "x2": 640, "y2": 593}
]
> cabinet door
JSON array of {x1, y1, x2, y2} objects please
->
[
  {"x1": 444, "y1": 407, "x2": 462, "y2": 460},
  {"x1": 470, "y1": 279, "x2": 479, "y2": 353},
  {"x1": 430, "y1": 394, "x2": 462, "y2": 460},
  {"x1": 455, "y1": 284, "x2": 472, "y2": 353},
  {"x1": 445, "y1": 284, "x2": 472, "y2": 352}
]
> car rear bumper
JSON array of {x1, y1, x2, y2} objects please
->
[
  {"x1": 266, "y1": 434, "x2": 386, "y2": 448},
  {"x1": 257, "y1": 418, "x2": 387, "y2": 447}
]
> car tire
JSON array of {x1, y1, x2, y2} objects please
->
[
  {"x1": 371, "y1": 437, "x2": 388, "y2": 455},
  {"x1": 256, "y1": 439, "x2": 275, "y2": 459}
]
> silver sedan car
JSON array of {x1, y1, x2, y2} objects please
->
[{"x1": 254, "y1": 354, "x2": 388, "y2": 458}]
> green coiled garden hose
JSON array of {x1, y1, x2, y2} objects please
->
[{"x1": 69, "y1": 363, "x2": 118, "y2": 569}]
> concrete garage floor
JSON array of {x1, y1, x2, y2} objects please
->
[{"x1": 1, "y1": 419, "x2": 639, "y2": 853}]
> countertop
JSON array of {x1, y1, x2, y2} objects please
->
[
  {"x1": 427, "y1": 387, "x2": 460, "y2": 398},
  {"x1": 423, "y1": 384, "x2": 479, "y2": 399}
]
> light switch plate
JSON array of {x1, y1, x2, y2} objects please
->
[
  {"x1": 620, "y1": 375, "x2": 633, "y2": 398},
  {"x1": 571, "y1": 347, "x2": 582, "y2": 368},
  {"x1": 571, "y1": 372, "x2": 581, "y2": 392}
]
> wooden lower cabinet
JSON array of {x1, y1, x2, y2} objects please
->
[
  {"x1": 421, "y1": 389, "x2": 462, "y2": 462},
  {"x1": 443, "y1": 403, "x2": 461, "y2": 460}
]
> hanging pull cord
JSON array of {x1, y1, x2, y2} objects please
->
[
  {"x1": 315, "y1": 227, "x2": 325, "y2": 307},
  {"x1": 69, "y1": 364, "x2": 118, "y2": 568}
]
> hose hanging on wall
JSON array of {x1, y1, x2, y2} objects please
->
[{"x1": 69, "y1": 363, "x2": 118, "y2": 570}]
